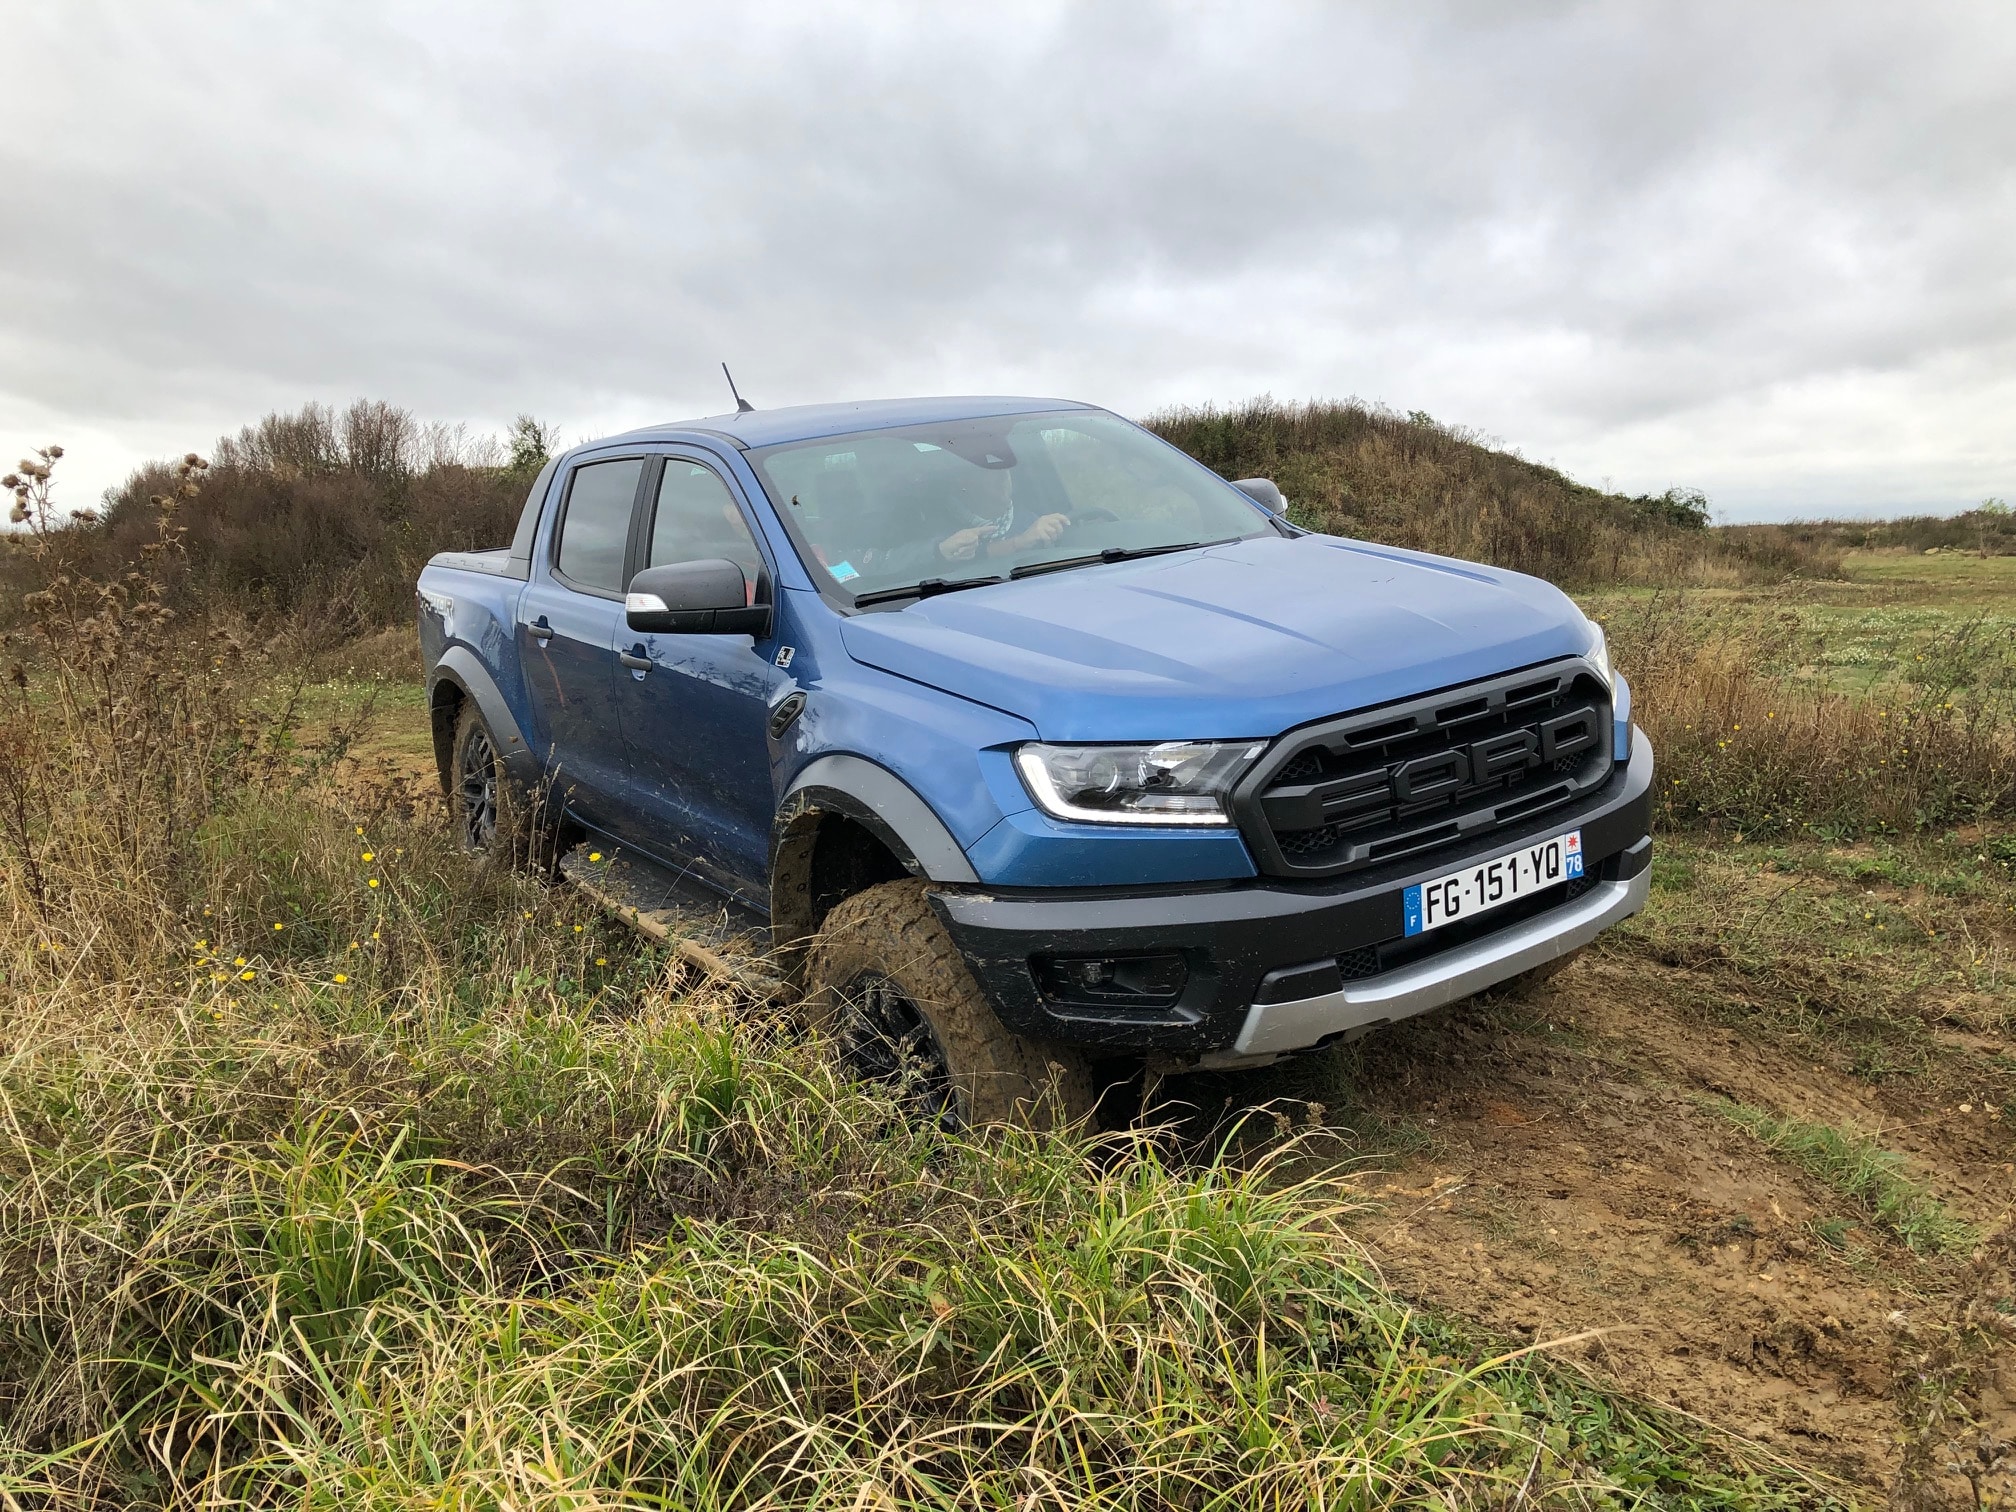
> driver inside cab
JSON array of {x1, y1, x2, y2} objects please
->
[{"x1": 930, "y1": 460, "x2": 1070, "y2": 565}]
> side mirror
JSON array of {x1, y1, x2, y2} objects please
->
[
  {"x1": 1232, "y1": 478, "x2": 1287, "y2": 515},
  {"x1": 625, "y1": 559, "x2": 769, "y2": 636}
]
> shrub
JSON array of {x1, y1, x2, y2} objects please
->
[
  {"x1": 4, "y1": 401, "x2": 536, "y2": 640},
  {"x1": 1147, "y1": 397, "x2": 1841, "y2": 586}
]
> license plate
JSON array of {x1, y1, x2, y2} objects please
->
[{"x1": 1403, "y1": 829, "x2": 1583, "y2": 937}]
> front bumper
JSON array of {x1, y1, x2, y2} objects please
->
[{"x1": 929, "y1": 726, "x2": 1654, "y2": 1058}]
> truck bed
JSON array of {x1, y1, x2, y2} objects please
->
[{"x1": 426, "y1": 548, "x2": 527, "y2": 580}]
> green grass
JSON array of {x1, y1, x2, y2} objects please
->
[
  {"x1": 1709, "y1": 1101, "x2": 1977, "y2": 1258},
  {"x1": 1585, "y1": 551, "x2": 2016, "y2": 708},
  {"x1": 0, "y1": 790, "x2": 1851, "y2": 1508},
  {"x1": 1615, "y1": 829, "x2": 2014, "y2": 1092}
]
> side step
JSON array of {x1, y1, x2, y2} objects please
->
[{"x1": 559, "y1": 844, "x2": 784, "y2": 997}]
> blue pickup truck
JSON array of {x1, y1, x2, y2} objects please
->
[{"x1": 418, "y1": 396, "x2": 1652, "y2": 1125}]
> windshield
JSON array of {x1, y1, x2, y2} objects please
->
[{"x1": 745, "y1": 409, "x2": 1274, "y2": 603}]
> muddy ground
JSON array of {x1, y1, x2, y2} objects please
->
[{"x1": 1174, "y1": 837, "x2": 2016, "y2": 1498}]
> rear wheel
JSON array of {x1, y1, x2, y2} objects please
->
[
  {"x1": 805, "y1": 880, "x2": 1095, "y2": 1130},
  {"x1": 449, "y1": 701, "x2": 555, "y2": 872}
]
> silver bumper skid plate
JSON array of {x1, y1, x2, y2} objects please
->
[{"x1": 1223, "y1": 869, "x2": 1650, "y2": 1059}]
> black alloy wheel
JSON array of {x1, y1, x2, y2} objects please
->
[
  {"x1": 456, "y1": 723, "x2": 500, "y2": 853},
  {"x1": 834, "y1": 969, "x2": 956, "y2": 1125}
]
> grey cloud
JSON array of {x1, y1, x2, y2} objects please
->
[{"x1": 3, "y1": 0, "x2": 2013, "y2": 520}]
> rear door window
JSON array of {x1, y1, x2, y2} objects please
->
[{"x1": 554, "y1": 458, "x2": 645, "y2": 593}]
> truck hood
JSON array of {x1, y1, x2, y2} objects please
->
[{"x1": 836, "y1": 534, "x2": 1595, "y2": 742}]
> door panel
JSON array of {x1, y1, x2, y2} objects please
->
[
  {"x1": 614, "y1": 455, "x2": 785, "y2": 902},
  {"x1": 518, "y1": 457, "x2": 645, "y2": 827}
]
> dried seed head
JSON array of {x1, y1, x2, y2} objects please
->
[
  {"x1": 8, "y1": 504, "x2": 26, "y2": 524},
  {"x1": 183, "y1": 452, "x2": 201, "y2": 466},
  {"x1": 45, "y1": 445, "x2": 62, "y2": 459},
  {"x1": 1, "y1": 475, "x2": 17, "y2": 489}
]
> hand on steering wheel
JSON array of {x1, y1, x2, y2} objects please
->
[{"x1": 1015, "y1": 513, "x2": 1070, "y2": 549}]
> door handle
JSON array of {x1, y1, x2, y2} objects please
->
[
  {"x1": 618, "y1": 652, "x2": 651, "y2": 671},
  {"x1": 529, "y1": 618, "x2": 554, "y2": 643}
]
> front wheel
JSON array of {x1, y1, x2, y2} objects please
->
[{"x1": 804, "y1": 880, "x2": 1095, "y2": 1130}]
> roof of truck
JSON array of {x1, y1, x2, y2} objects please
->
[{"x1": 606, "y1": 395, "x2": 1096, "y2": 451}]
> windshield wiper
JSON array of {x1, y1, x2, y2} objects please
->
[
  {"x1": 1009, "y1": 537, "x2": 1239, "y2": 580},
  {"x1": 851, "y1": 574, "x2": 1006, "y2": 607}
]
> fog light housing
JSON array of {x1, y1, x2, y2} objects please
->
[{"x1": 1032, "y1": 952, "x2": 1188, "y2": 1009}]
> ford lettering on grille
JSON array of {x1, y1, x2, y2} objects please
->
[{"x1": 1232, "y1": 660, "x2": 1614, "y2": 880}]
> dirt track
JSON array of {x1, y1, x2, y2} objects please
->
[{"x1": 1276, "y1": 927, "x2": 2015, "y2": 1494}]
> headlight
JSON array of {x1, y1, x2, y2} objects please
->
[
  {"x1": 1014, "y1": 740, "x2": 1263, "y2": 826},
  {"x1": 1584, "y1": 621, "x2": 1613, "y2": 690}
]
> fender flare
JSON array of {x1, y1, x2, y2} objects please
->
[
  {"x1": 779, "y1": 754, "x2": 979, "y2": 883},
  {"x1": 771, "y1": 754, "x2": 979, "y2": 949},
  {"x1": 427, "y1": 646, "x2": 539, "y2": 796}
]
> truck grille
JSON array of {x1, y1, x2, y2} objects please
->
[{"x1": 1233, "y1": 659, "x2": 1614, "y2": 880}]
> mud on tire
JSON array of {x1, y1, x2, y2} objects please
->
[
  {"x1": 448, "y1": 701, "x2": 559, "y2": 874},
  {"x1": 805, "y1": 879, "x2": 1095, "y2": 1130}
]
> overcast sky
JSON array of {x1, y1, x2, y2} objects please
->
[{"x1": 4, "y1": 2, "x2": 2012, "y2": 522}]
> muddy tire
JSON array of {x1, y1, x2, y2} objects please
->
[
  {"x1": 804, "y1": 879, "x2": 1096, "y2": 1130},
  {"x1": 449, "y1": 701, "x2": 555, "y2": 873}
]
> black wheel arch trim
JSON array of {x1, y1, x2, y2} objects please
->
[
  {"x1": 770, "y1": 754, "x2": 980, "y2": 954},
  {"x1": 428, "y1": 647, "x2": 538, "y2": 798}
]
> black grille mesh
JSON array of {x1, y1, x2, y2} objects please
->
[{"x1": 1239, "y1": 661, "x2": 1614, "y2": 879}]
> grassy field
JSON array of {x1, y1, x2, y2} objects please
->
[{"x1": 2, "y1": 462, "x2": 2011, "y2": 1512}]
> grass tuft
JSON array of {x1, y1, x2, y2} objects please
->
[{"x1": 1710, "y1": 1101, "x2": 1977, "y2": 1257}]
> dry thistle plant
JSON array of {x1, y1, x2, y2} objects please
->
[{"x1": 0, "y1": 449, "x2": 300, "y2": 965}]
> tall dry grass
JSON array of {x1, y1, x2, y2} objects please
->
[
  {"x1": 1610, "y1": 595, "x2": 2016, "y2": 836},
  {"x1": 0, "y1": 454, "x2": 1832, "y2": 1508}
]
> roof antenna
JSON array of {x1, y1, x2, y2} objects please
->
[{"x1": 721, "y1": 362, "x2": 755, "y2": 414}]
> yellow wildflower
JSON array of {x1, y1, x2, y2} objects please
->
[
  {"x1": 239, "y1": 969, "x2": 255, "y2": 981},
  {"x1": 333, "y1": 973, "x2": 349, "y2": 984},
  {"x1": 368, "y1": 878, "x2": 380, "y2": 889}
]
